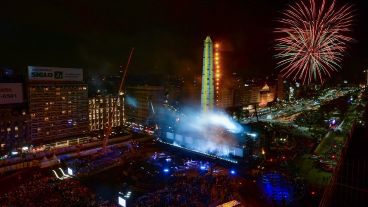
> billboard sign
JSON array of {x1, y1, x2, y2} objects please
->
[
  {"x1": 0, "y1": 83, "x2": 23, "y2": 104},
  {"x1": 28, "y1": 66, "x2": 83, "y2": 82}
]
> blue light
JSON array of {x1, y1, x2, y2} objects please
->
[
  {"x1": 260, "y1": 172, "x2": 294, "y2": 205},
  {"x1": 126, "y1": 96, "x2": 137, "y2": 107},
  {"x1": 67, "y1": 119, "x2": 73, "y2": 127},
  {"x1": 230, "y1": 170, "x2": 236, "y2": 175},
  {"x1": 200, "y1": 166, "x2": 206, "y2": 170},
  {"x1": 163, "y1": 168, "x2": 169, "y2": 173},
  {"x1": 247, "y1": 133, "x2": 257, "y2": 138}
]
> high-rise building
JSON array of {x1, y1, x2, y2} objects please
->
[
  {"x1": 0, "y1": 106, "x2": 30, "y2": 155},
  {"x1": 0, "y1": 82, "x2": 30, "y2": 155},
  {"x1": 181, "y1": 80, "x2": 201, "y2": 107},
  {"x1": 249, "y1": 85, "x2": 262, "y2": 104},
  {"x1": 234, "y1": 86, "x2": 251, "y2": 107},
  {"x1": 259, "y1": 83, "x2": 276, "y2": 107},
  {"x1": 201, "y1": 36, "x2": 215, "y2": 112},
  {"x1": 233, "y1": 82, "x2": 276, "y2": 107},
  {"x1": 217, "y1": 86, "x2": 234, "y2": 109},
  {"x1": 88, "y1": 94, "x2": 124, "y2": 132},
  {"x1": 124, "y1": 85, "x2": 164, "y2": 126},
  {"x1": 27, "y1": 66, "x2": 89, "y2": 144},
  {"x1": 214, "y1": 42, "x2": 221, "y2": 107},
  {"x1": 277, "y1": 74, "x2": 286, "y2": 101}
]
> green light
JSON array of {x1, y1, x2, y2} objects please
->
[{"x1": 201, "y1": 36, "x2": 214, "y2": 112}]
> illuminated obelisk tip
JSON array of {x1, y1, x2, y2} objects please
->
[{"x1": 201, "y1": 36, "x2": 214, "y2": 112}]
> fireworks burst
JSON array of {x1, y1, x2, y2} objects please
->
[{"x1": 275, "y1": 0, "x2": 354, "y2": 84}]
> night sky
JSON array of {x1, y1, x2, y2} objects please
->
[{"x1": 1, "y1": 0, "x2": 368, "y2": 82}]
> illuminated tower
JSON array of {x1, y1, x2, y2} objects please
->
[
  {"x1": 214, "y1": 42, "x2": 221, "y2": 106},
  {"x1": 201, "y1": 36, "x2": 214, "y2": 112}
]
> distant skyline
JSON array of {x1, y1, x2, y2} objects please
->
[{"x1": 1, "y1": 0, "x2": 368, "y2": 83}]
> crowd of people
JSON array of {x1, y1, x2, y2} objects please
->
[
  {"x1": 64, "y1": 147, "x2": 129, "y2": 177},
  {"x1": 135, "y1": 174, "x2": 237, "y2": 207},
  {"x1": 1, "y1": 141, "x2": 241, "y2": 207},
  {"x1": 0, "y1": 173, "x2": 116, "y2": 207}
]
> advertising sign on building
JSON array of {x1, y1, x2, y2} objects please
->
[
  {"x1": 28, "y1": 66, "x2": 83, "y2": 82},
  {"x1": 0, "y1": 83, "x2": 23, "y2": 104}
]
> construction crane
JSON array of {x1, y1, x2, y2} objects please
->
[{"x1": 102, "y1": 48, "x2": 134, "y2": 153}]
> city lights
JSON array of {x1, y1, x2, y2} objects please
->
[
  {"x1": 214, "y1": 41, "x2": 221, "y2": 105},
  {"x1": 0, "y1": 1, "x2": 366, "y2": 206}
]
